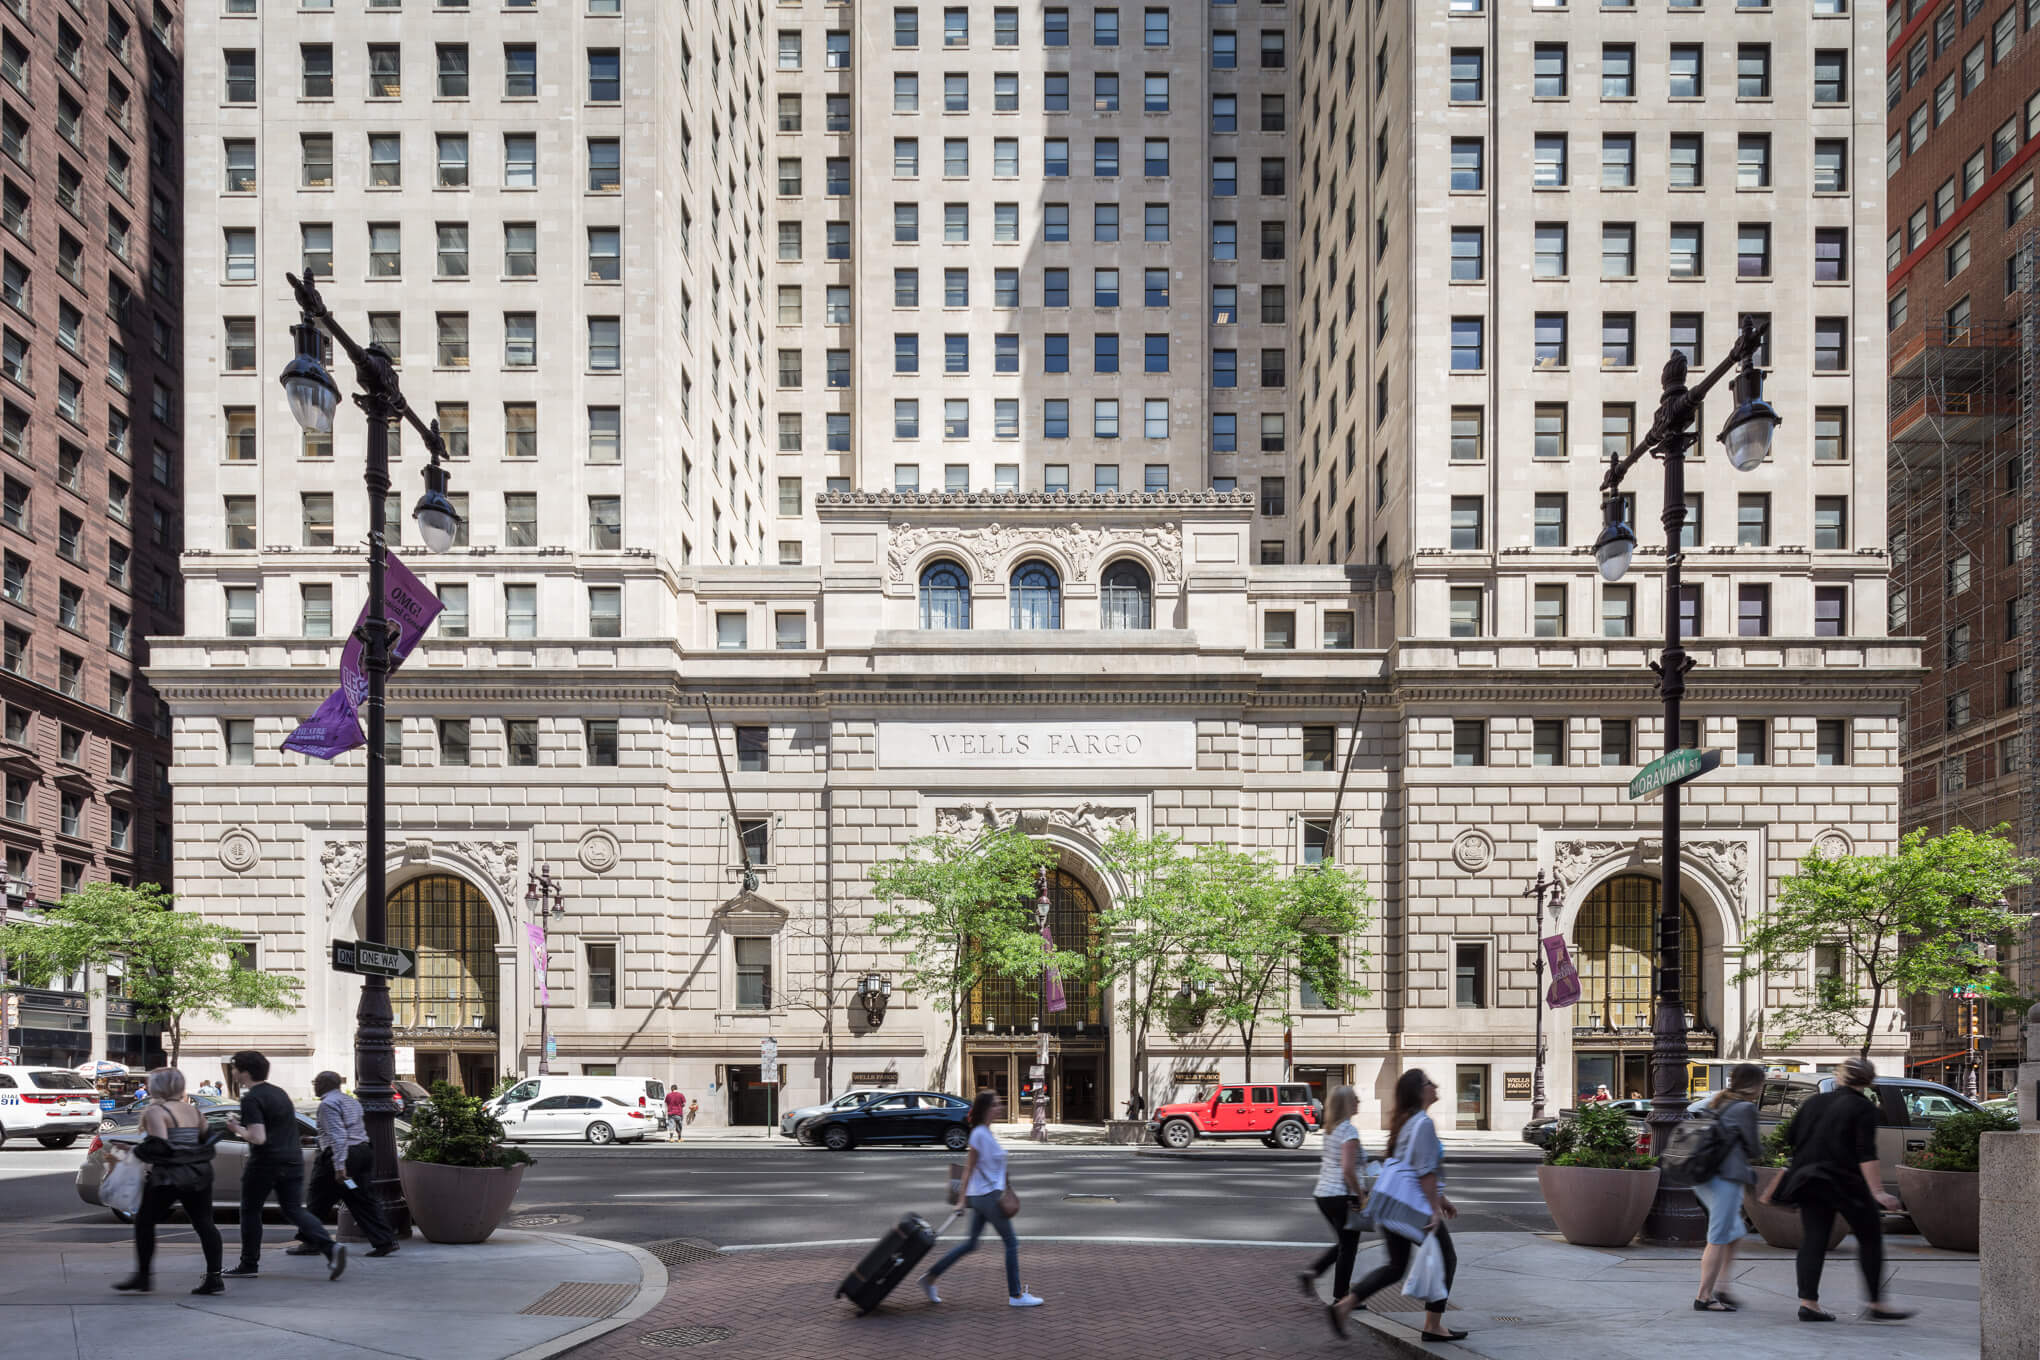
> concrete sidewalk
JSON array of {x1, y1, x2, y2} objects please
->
[
  {"x1": 1332, "y1": 1231, "x2": 1978, "y2": 1360},
  {"x1": 0, "y1": 1228, "x2": 666, "y2": 1360}
]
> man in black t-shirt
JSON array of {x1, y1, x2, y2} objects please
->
[{"x1": 221, "y1": 1050, "x2": 345, "y2": 1280}]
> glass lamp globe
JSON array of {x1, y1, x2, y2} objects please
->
[
  {"x1": 1718, "y1": 399, "x2": 1782, "y2": 472},
  {"x1": 279, "y1": 353, "x2": 339, "y2": 434},
  {"x1": 413, "y1": 488, "x2": 461, "y2": 553},
  {"x1": 1594, "y1": 519, "x2": 1637, "y2": 583}
]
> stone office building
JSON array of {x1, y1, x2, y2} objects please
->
[{"x1": 155, "y1": 491, "x2": 1915, "y2": 1130}]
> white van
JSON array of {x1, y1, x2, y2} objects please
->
[{"x1": 490, "y1": 1076, "x2": 664, "y2": 1143}]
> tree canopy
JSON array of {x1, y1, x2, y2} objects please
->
[{"x1": 0, "y1": 882, "x2": 300, "y2": 1065}]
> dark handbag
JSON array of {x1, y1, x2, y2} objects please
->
[{"x1": 149, "y1": 1159, "x2": 210, "y2": 1193}]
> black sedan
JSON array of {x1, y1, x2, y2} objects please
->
[
  {"x1": 97, "y1": 1091, "x2": 237, "y2": 1134},
  {"x1": 800, "y1": 1090, "x2": 972, "y2": 1151},
  {"x1": 1521, "y1": 1098, "x2": 1652, "y2": 1149}
]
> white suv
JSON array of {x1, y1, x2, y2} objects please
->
[{"x1": 0, "y1": 1066, "x2": 102, "y2": 1149}]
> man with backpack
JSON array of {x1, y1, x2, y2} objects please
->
[{"x1": 1677, "y1": 1062, "x2": 1763, "y2": 1312}]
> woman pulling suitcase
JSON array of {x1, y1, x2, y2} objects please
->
[{"x1": 921, "y1": 1089, "x2": 1044, "y2": 1307}]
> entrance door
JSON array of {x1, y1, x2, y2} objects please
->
[
  {"x1": 1574, "y1": 1052, "x2": 1617, "y2": 1105},
  {"x1": 417, "y1": 1051, "x2": 452, "y2": 1090},
  {"x1": 1057, "y1": 1055, "x2": 1100, "y2": 1122},
  {"x1": 458, "y1": 1053, "x2": 494, "y2": 1095},
  {"x1": 1455, "y1": 1065, "x2": 1490, "y2": 1131},
  {"x1": 727, "y1": 1065, "x2": 771, "y2": 1125},
  {"x1": 970, "y1": 1055, "x2": 1012, "y2": 1115}
]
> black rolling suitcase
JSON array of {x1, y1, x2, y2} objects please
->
[{"x1": 835, "y1": 1209, "x2": 961, "y2": 1313}]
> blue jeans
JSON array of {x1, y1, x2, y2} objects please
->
[
  {"x1": 927, "y1": 1190, "x2": 1021, "y2": 1298},
  {"x1": 1694, "y1": 1174, "x2": 1749, "y2": 1246}
]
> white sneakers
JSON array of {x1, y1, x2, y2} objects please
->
[
  {"x1": 1009, "y1": 1292, "x2": 1045, "y2": 1307},
  {"x1": 918, "y1": 1273, "x2": 1043, "y2": 1307},
  {"x1": 920, "y1": 1274, "x2": 941, "y2": 1304}
]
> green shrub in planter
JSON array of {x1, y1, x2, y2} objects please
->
[
  {"x1": 401, "y1": 1080, "x2": 533, "y2": 1169},
  {"x1": 1757, "y1": 1111, "x2": 1799, "y2": 1168},
  {"x1": 1546, "y1": 1100, "x2": 1657, "y2": 1171},
  {"x1": 1905, "y1": 1108, "x2": 2018, "y2": 1173}
]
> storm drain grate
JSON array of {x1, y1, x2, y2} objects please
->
[
  {"x1": 1367, "y1": 1295, "x2": 1463, "y2": 1315},
  {"x1": 640, "y1": 1326, "x2": 733, "y2": 1349},
  {"x1": 519, "y1": 1282, "x2": 638, "y2": 1318},
  {"x1": 642, "y1": 1238, "x2": 728, "y2": 1267},
  {"x1": 1061, "y1": 1194, "x2": 1117, "y2": 1203},
  {"x1": 510, "y1": 1214, "x2": 576, "y2": 1228}
]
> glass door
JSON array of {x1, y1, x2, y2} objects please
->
[{"x1": 1455, "y1": 1065, "x2": 1490, "y2": 1131}]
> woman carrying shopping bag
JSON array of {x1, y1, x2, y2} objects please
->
[
  {"x1": 1327, "y1": 1069, "x2": 1465, "y2": 1343},
  {"x1": 1300, "y1": 1084, "x2": 1367, "y2": 1301},
  {"x1": 113, "y1": 1066, "x2": 228, "y2": 1295}
]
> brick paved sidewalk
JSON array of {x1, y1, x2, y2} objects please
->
[{"x1": 562, "y1": 1241, "x2": 1399, "y2": 1360}]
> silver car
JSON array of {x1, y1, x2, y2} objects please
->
[{"x1": 75, "y1": 1102, "x2": 399, "y2": 1221}]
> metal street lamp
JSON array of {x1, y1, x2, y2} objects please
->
[
  {"x1": 1522, "y1": 870, "x2": 1563, "y2": 1123},
  {"x1": 525, "y1": 866, "x2": 565, "y2": 1075},
  {"x1": 857, "y1": 973, "x2": 892, "y2": 1028},
  {"x1": 1594, "y1": 314, "x2": 1781, "y2": 1244},
  {"x1": 277, "y1": 272, "x2": 466, "y2": 1235}
]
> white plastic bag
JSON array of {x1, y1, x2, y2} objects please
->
[
  {"x1": 101, "y1": 1146, "x2": 145, "y2": 1217},
  {"x1": 1402, "y1": 1232, "x2": 1449, "y2": 1302}
]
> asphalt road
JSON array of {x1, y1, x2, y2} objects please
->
[{"x1": 0, "y1": 1140, "x2": 1555, "y2": 1250}]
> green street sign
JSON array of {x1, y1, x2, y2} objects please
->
[{"x1": 1628, "y1": 747, "x2": 1722, "y2": 800}]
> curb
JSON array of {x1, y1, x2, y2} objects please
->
[
  {"x1": 500, "y1": 1232, "x2": 669, "y2": 1360},
  {"x1": 1350, "y1": 1307, "x2": 1483, "y2": 1359}
]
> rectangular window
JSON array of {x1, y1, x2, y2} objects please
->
[
  {"x1": 1533, "y1": 584, "x2": 1567, "y2": 637},
  {"x1": 1455, "y1": 942, "x2": 1489, "y2": 1008},
  {"x1": 1736, "y1": 719, "x2": 1767, "y2": 766},
  {"x1": 1737, "y1": 584, "x2": 1771, "y2": 637},
  {"x1": 1450, "y1": 496, "x2": 1484, "y2": 550},
  {"x1": 1814, "y1": 586, "x2": 1847, "y2": 639},
  {"x1": 1449, "y1": 587, "x2": 1483, "y2": 638},
  {"x1": 735, "y1": 937, "x2": 772, "y2": 1008},
  {"x1": 1533, "y1": 720, "x2": 1565, "y2": 767},
  {"x1": 1600, "y1": 720, "x2": 1631, "y2": 766},
  {"x1": 1452, "y1": 720, "x2": 1485, "y2": 767},
  {"x1": 585, "y1": 718, "x2": 619, "y2": 766}
]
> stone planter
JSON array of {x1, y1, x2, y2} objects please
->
[
  {"x1": 399, "y1": 1159, "x2": 527, "y2": 1245},
  {"x1": 1896, "y1": 1164, "x2": 1980, "y2": 1252},
  {"x1": 1536, "y1": 1164, "x2": 1660, "y2": 1248},
  {"x1": 1745, "y1": 1167, "x2": 1847, "y2": 1250},
  {"x1": 1105, "y1": 1119, "x2": 1148, "y2": 1146}
]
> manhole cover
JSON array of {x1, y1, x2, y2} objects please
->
[
  {"x1": 643, "y1": 1238, "x2": 727, "y2": 1266},
  {"x1": 1062, "y1": 1193, "x2": 1117, "y2": 1203},
  {"x1": 510, "y1": 1214, "x2": 575, "y2": 1228},
  {"x1": 641, "y1": 1326, "x2": 733, "y2": 1349}
]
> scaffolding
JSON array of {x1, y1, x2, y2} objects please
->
[{"x1": 1886, "y1": 219, "x2": 2040, "y2": 1089}]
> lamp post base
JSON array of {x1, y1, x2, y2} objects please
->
[{"x1": 1639, "y1": 1185, "x2": 1707, "y2": 1246}]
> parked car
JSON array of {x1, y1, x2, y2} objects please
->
[
  {"x1": 502, "y1": 1093, "x2": 653, "y2": 1144},
  {"x1": 801, "y1": 1090, "x2": 972, "y2": 1150},
  {"x1": 0, "y1": 1065, "x2": 103, "y2": 1149},
  {"x1": 1747, "y1": 1075, "x2": 1982, "y2": 1193},
  {"x1": 490, "y1": 1075, "x2": 662, "y2": 1130},
  {"x1": 77, "y1": 1102, "x2": 407, "y2": 1221},
  {"x1": 1148, "y1": 1083, "x2": 1320, "y2": 1150},
  {"x1": 1980, "y1": 1095, "x2": 2018, "y2": 1122},
  {"x1": 779, "y1": 1089, "x2": 890, "y2": 1141},
  {"x1": 1521, "y1": 1098, "x2": 1652, "y2": 1150},
  {"x1": 96, "y1": 1091, "x2": 236, "y2": 1134}
]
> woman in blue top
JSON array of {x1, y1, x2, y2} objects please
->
[
  {"x1": 1328, "y1": 1069, "x2": 1465, "y2": 1342},
  {"x1": 920, "y1": 1089, "x2": 1043, "y2": 1307},
  {"x1": 1692, "y1": 1062, "x2": 1764, "y2": 1312}
]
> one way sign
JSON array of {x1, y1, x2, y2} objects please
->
[{"x1": 330, "y1": 938, "x2": 418, "y2": 979}]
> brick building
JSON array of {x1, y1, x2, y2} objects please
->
[{"x1": 1883, "y1": 0, "x2": 2040, "y2": 1094}]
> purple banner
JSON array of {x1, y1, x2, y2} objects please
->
[
  {"x1": 527, "y1": 923, "x2": 549, "y2": 1008},
  {"x1": 1543, "y1": 933, "x2": 1581, "y2": 1009},
  {"x1": 1041, "y1": 921, "x2": 1067, "y2": 1013},
  {"x1": 282, "y1": 554, "x2": 444, "y2": 760}
]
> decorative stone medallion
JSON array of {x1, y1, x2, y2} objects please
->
[
  {"x1": 218, "y1": 828, "x2": 259, "y2": 873},
  {"x1": 578, "y1": 829, "x2": 621, "y2": 874},
  {"x1": 1452, "y1": 829, "x2": 1495, "y2": 873},
  {"x1": 1813, "y1": 829, "x2": 1853, "y2": 859}
]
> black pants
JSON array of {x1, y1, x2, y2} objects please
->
[
  {"x1": 1345, "y1": 1221, "x2": 1456, "y2": 1316},
  {"x1": 308, "y1": 1143, "x2": 395, "y2": 1249},
  {"x1": 238, "y1": 1158, "x2": 331, "y2": 1267},
  {"x1": 1796, "y1": 1191, "x2": 1884, "y2": 1304},
  {"x1": 135, "y1": 1175, "x2": 223, "y2": 1276},
  {"x1": 1310, "y1": 1195, "x2": 1362, "y2": 1298}
]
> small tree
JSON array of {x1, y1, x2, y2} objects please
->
[
  {"x1": 1187, "y1": 847, "x2": 1372, "y2": 1081},
  {"x1": 0, "y1": 882, "x2": 301, "y2": 1066},
  {"x1": 1737, "y1": 825, "x2": 2039, "y2": 1057},
  {"x1": 868, "y1": 827, "x2": 1078, "y2": 1093},
  {"x1": 1094, "y1": 829, "x2": 1202, "y2": 1113}
]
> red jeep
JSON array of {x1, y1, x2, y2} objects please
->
[{"x1": 1149, "y1": 1083, "x2": 1320, "y2": 1150}]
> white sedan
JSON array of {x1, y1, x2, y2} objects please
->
[{"x1": 500, "y1": 1093, "x2": 652, "y2": 1144}]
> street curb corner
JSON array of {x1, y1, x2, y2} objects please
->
[
  {"x1": 498, "y1": 1232, "x2": 670, "y2": 1360},
  {"x1": 1350, "y1": 1308, "x2": 1484, "y2": 1360}
]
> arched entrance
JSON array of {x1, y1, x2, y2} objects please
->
[
  {"x1": 388, "y1": 873, "x2": 500, "y2": 1095},
  {"x1": 1570, "y1": 873, "x2": 1716, "y2": 1100},
  {"x1": 963, "y1": 867, "x2": 1107, "y2": 1122}
]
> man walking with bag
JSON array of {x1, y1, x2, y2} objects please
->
[
  {"x1": 222, "y1": 1050, "x2": 346, "y2": 1280},
  {"x1": 299, "y1": 1071, "x2": 398, "y2": 1259}
]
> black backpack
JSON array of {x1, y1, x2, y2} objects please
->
[{"x1": 1658, "y1": 1108, "x2": 1731, "y2": 1187}]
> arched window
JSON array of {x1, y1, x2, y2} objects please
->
[
  {"x1": 919, "y1": 559, "x2": 972, "y2": 629},
  {"x1": 1099, "y1": 558, "x2": 1153, "y2": 629},
  {"x1": 388, "y1": 874, "x2": 500, "y2": 1032},
  {"x1": 1573, "y1": 874, "x2": 1703, "y2": 1031},
  {"x1": 1010, "y1": 559, "x2": 1062, "y2": 629}
]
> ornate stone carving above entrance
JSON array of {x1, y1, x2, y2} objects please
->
[
  {"x1": 1551, "y1": 834, "x2": 1752, "y2": 916},
  {"x1": 886, "y1": 520, "x2": 1183, "y2": 585},
  {"x1": 318, "y1": 836, "x2": 520, "y2": 908},
  {"x1": 934, "y1": 801, "x2": 1138, "y2": 844},
  {"x1": 320, "y1": 840, "x2": 365, "y2": 905}
]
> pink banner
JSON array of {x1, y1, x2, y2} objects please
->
[
  {"x1": 1041, "y1": 921, "x2": 1067, "y2": 1013},
  {"x1": 1543, "y1": 934, "x2": 1580, "y2": 1009},
  {"x1": 526, "y1": 922, "x2": 549, "y2": 1007}
]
